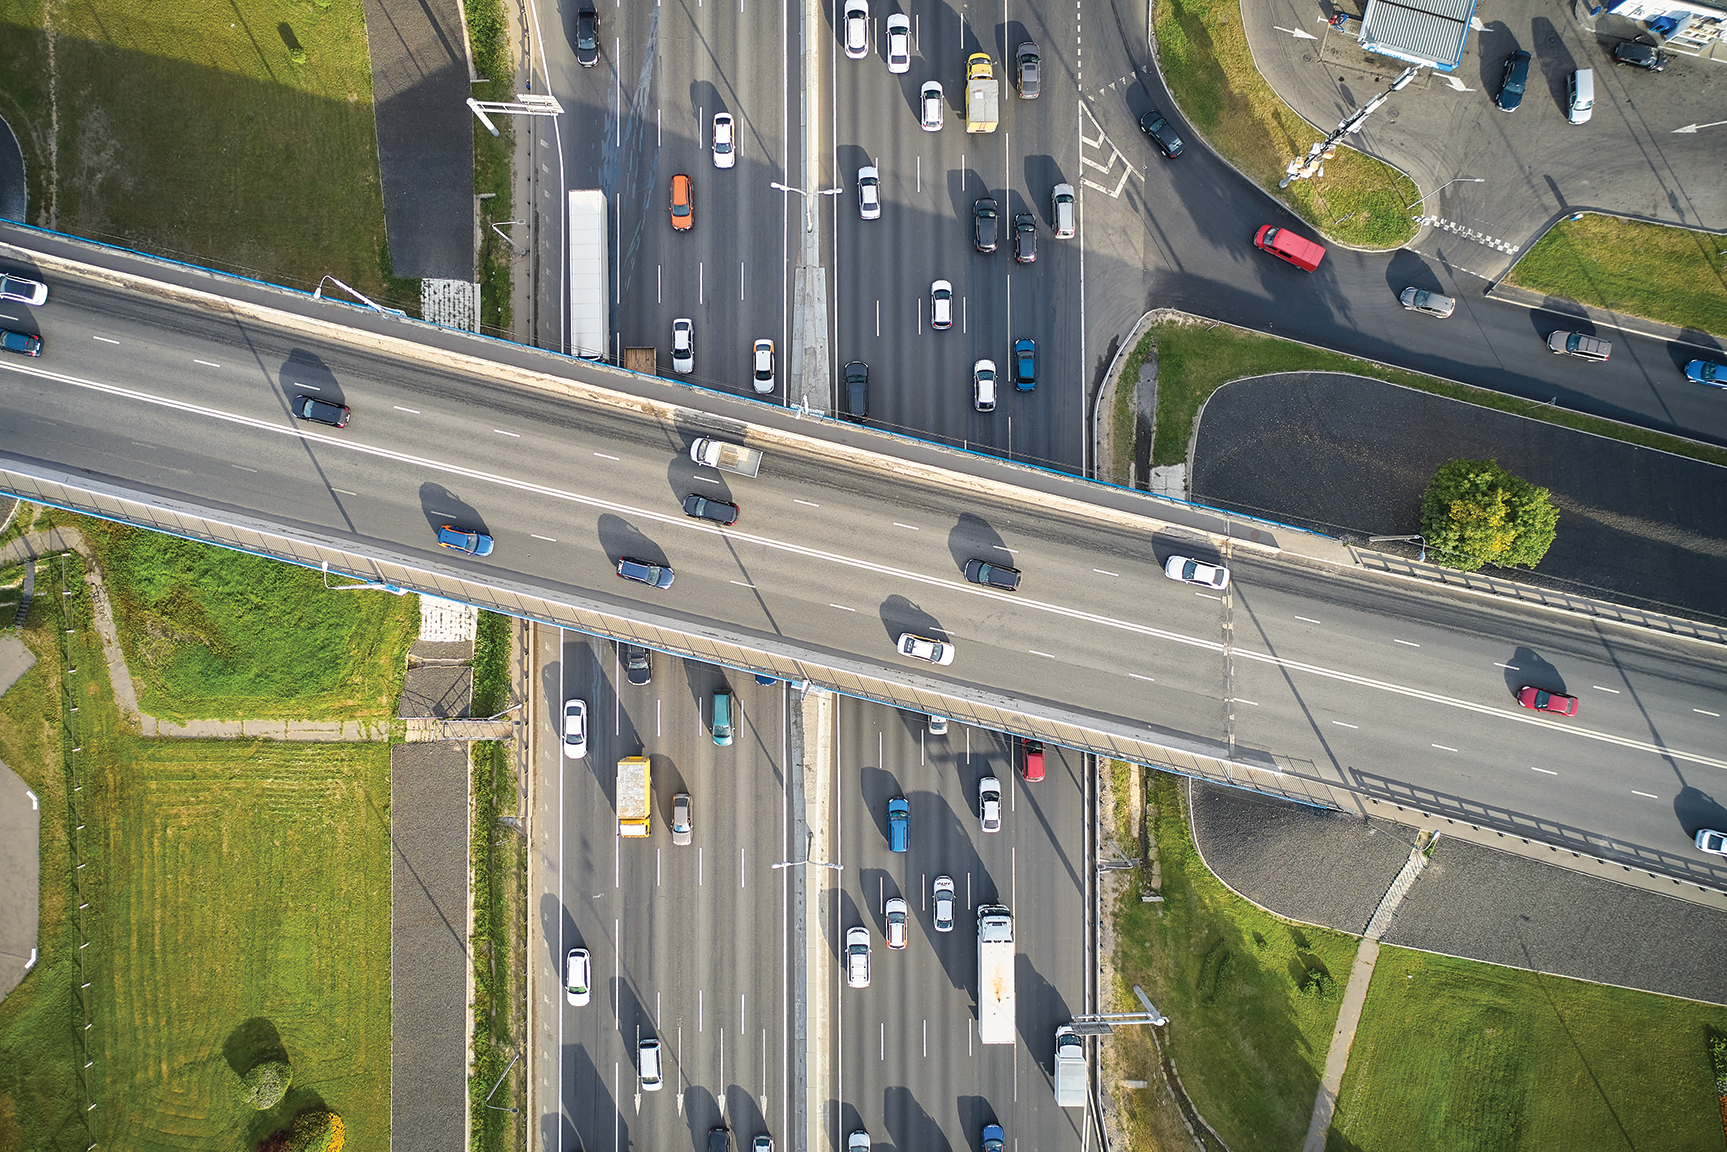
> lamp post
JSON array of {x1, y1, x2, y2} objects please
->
[
  {"x1": 1368, "y1": 534, "x2": 1426, "y2": 563},
  {"x1": 770, "y1": 181, "x2": 844, "y2": 233},
  {"x1": 1405, "y1": 176, "x2": 1483, "y2": 213}
]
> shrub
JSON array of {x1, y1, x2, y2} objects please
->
[
  {"x1": 1420, "y1": 458, "x2": 1559, "y2": 572},
  {"x1": 240, "y1": 1059, "x2": 293, "y2": 1109},
  {"x1": 258, "y1": 1110, "x2": 345, "y2": 1152}
]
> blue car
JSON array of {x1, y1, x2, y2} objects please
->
[
  {"x1": 1013, "y1": 338, "x2": 1036, "y2": 390},
  {"x1": 1497, "y1": 51, "x2": 1531, "y2": 112},
  {"x1": 981, "y1": 1125, "x2": 1004, "y2": 1152},
  {"x1": 1, "y1": 328, "x2": 42, "y2": 357},
  {"x1": 436, "y1": 525, "x2": 494, "y2": 556},
  {"x1": 1685, "y1": 359, "x2": 1725, "y2": 388},
  {"x1": 887, "y1": 797, "x2": 909, "y2": 852}
]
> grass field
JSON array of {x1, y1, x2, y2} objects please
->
[
  {"x1": 0, "y1": 558, "x2": 393, "y2": 1150},
  {"x1": 76, "y1": 516, "x2": 418, "y2": 724},
  {"x1": 1109, "y1": 772, "x2": 1359, "y2": 1149},
  {"x1": 1505, "y1": 214, "x2": 1727, "y2": 340},
  {"x1": 1327, "y1": 947, "x2": 1727, "y2": 1151},
  {"x1": 1154, "y1": 0, "x2": 1416, "y2": 248}
]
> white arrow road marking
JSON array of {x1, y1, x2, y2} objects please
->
[
  {"x1": 1673, "y1": 120, "x2": 1727, "y2": 133},
  {"x1": 1276, "y1": 25, "x2": 1319, "y2": 38},
  {"x1": 1443, "y1": 75, "x2": 1475, "y2": 92}
]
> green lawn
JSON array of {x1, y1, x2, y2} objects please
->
[
  {"x1": 0, "y1": 557, "x2": 393, "y2": 1150},
  {"x1": 1154, "y1": 0, "x2": 1416, "y2": 248},
  {"x1": 1109, "y1": 771, "x2": 1359, "y2": 1149},
  {"x1": 77, "y1": 516, "x2": 418, "y2": 724},
  {"x1": 1327, "y1": 947, "x2": 1727, "y2": 1151},
  {"x1": 1506, "y1": 214, "x2": 1727, "y2": 340}
]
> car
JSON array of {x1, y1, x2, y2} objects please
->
[
  {"x1": 1, "y1": 328, "x2": 42, "y2": 357},
  {"x1": 563, "y1": 699, "x2": 588, "y2": 759},
  {"x1": 857, "y1": 165, "x2": 882, "y2": 220},
  {"x1": 1548, "y1": 330, "x2": 1611, "y2": 361},
  {"x1": 1399, "y1": 287, "x2": 1455, "y2": 318},
  {"x1": 843, "y1": 0, "x2": 869, "y2": 59},
  {"x1": 1138, "y1": 107, "x2": 1184, "y2": 157},
  {"x1": 920, "y1": 80, "x2": 944, "y2": 131},
  {"x1": 1015, "y1": 42, "x2": 1039, "y2": 98},
  {"x1": 1517, "y1": 685, "x2": 1578, "y2": 716},
  {"x1": 1013, "y1": 338, "x2": 1036, "y2": 389},
  {"x1": 672, "y1": 317, "x2": 695, "y2": 373},
  {"x1": 574, "y1": 0, "x2": 599, "y2": 66},
  {"x1": 1051, "y1": 182, "x2": 1076, "y2": 238},
  {"x1": 887, "y1": 796, "x2": 909, "y2": 852},
  {"x1": 885, "y1": 13, "x2": 911, "y2": 73},
  {"x1": 684, "y1": 494, "x2": 741, "y2": 525},
  {"x1": 712, "y1": 112, "x2": 735, "y2": 168},
  {"x1": 1696, "y1": 829, "x2": 1727, "y2": 856},
  {"x1": 849, "y1": 1131, "x2": 871, "y2": 1152},
  {"x1": 709, "y1": 1130, "x2": 732, "y2": 1152},
  {"x1": 617, "y1": 556, "x2": 675, "y2": 589},
  {"x1": 844, "y1": 360, "x2": 869, "y2": 421},
  {"x1": 928, "y1": 715, "x2": 949, "y2": 735},
  {"x1": 973, "y1": 359, "x2": 997, "y2": 412},
  {"x1": 1164, "y1": 554, "x2": 1230, "y2": 589},
  {"x1": 669, "y1": 791, "x2": 693, "y2": 845},
  {"x1": 753, "y1": 1137, "x2": 773, "y2": 1152},
  {"x1": 964, "y1": 559, "x2": 1021, "y2": 590},
  {"x1": 932, "y1": 875, "x2": 955, "y2": 932},
  {"x1": 436, "y1": 525, "x2": 494, "y2": 557},
  {"x1": 930, "y1": 279, "x2": 953, "y2": 329},
  {"x1": 670, "y1": 173, "x2": 694, "y2": 231},
  {"x1": 846, "y1": 926, "x2": 871, "y2": 987},
  {"x1": 752, "y1": 338, "x2": 776, "y2": 394},
  {"x1": 897, "y1": 632, "x2": 955, "y2": 665},
  {"x1": 0, "y1": 273, "x2": 48, "y2": 305},
  {"x1": 884, "y1": 896, "x2": 908, "y2": 948},
  {"x1": 982, "y1": 1124, "x2": 1005, "y2": 1152},
  {"x1": 1013, "y1": 213, "x2": 1036, "y2": 264},
  {"x1": 1685, "y1": 359, "x2": 1725, "y2": 387},
  {"x1": 293, "y1": 394, "x2": 351, "y2": 427},
  {"x1": 1021, "y1": 738, "x2": 1045, "y2": 782},
  {"x1": 979, "y1": 775, "x2": 1001, "y2": 833},
  {"x1": 639, "y1": 1038, "x2": 664, "y2": 1089},
  {"x1": 622, "y1": 643, "x2": 653, "y2": 685},
  {"x1": 1613, "y1": 39, "x2": 1666, "y2": 70},
  {"x1": 973, "y1": 197, "x2": 999, "y2": 252},
  {"x1": 1497, "y1": 50, "x2": 1531, "y2": 111},
  {"x1": 565, "y1": 948, "x2": 591, "y2": 1005}
]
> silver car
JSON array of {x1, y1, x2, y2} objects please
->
[
  {"x1": 1399, "y1": 286, "x2": 1455, "y2": 317},
  {"x1": 932, "y1": 875, "x2": 955, "y2": 932},
  {"x1": 672, "y1": 792, "x2": 693, "y2": 846},
  {"x1": 639, "y1": 1038, "x2": 664, "y2": 1089},
  {"x1": 979, "y1": 776, "x2": 1001, "y2": 833},
  {"x1": 846, "y1": 925, "x2": 872, "y2": 988},
  {"x1": 563, "y1": 698, "x2": 588, "y2": 759},
  {"x1": 0, "y1": 273, "x2": 47, "y2": 306},
  {"x1": 672, "y1": 318, "x2": 695, "y2": 374},
  {"x1": 884, "y1": 896, "x2": 908, "y2": 949},
  {"x1": 920, "y1": 81, "x2": 944, "y2": 131},
  {"x1": 712, "y1": 112, "x2": 736, "y2": 169},
  {"x1": 857, "y1": 165, "x2": 882, "y2": 220},
  {"x1": 1164, "y1": 555, "x2": 1230, "y2": 590}
]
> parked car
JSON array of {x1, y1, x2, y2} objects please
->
[
  {"x1": 672, "y1": 791, "x2": 693, "y2": 845},
  {"x1": 1399, "y1": 287, "x2": 1455, "y2": 317},
  {"x1": 1013, "y1": 338, "x2": 1037, "y2": 389},
  {"x1": 1013, "y1": 213, "x2": 1036, "y2": 264},
  {"x1": 844, "y1": 360, "x2": 870, "y2": 421},
  {"x1": 858, "y1": 165, "x2": 882, "y2": 220},
  {"x1": 684, "y1": 494, "x2": 741, "y2": 525},
  {"x1": 1015, "y1": 42, "x2": 1040, "y2": 98},
  {"x1": 622, "y1": 643, "x2": 653, "y2": 685},
  {"x1": 885, "y1": 13, "x2": 910, "y2": 72},
  {"x1": 436, "y1": 525, "x2": 493, "y2": 556},
  {"x1": 574, "y1": 0, "x2": 600, "y2": 66},
  {"x1": 930, "y1": 280, "x2": 953, "y2": 329},
  {"x1": 563, "y1": 698, "x2": 588, "y2": 759},
  {"x1": 0, "y1": 273, "x2": 48, "y2": 305},
  {"x1": 565, "y1": 948, "x2": 591, "y2": 1005},
  {"x1": 1497, "y1": 50, "x2": 1531, "y2": 111},
  {"x1": 844, "y1": 0, "x2": 869, "y2": 58},
  {"x1": 973, "y1": 197, "x2": 999, "y2": 252},
  {"x1": 1164, "y1": 555, "x2": 1230, "y2": 589},
  {"x1": 1138, "y1": 107, "x2": 1184, "y2": 157},
  {"x1": 884, "y1": 896, "x2": 908, "y2": 948},
  {"x1": 964, "y1": 559, "x2": 1021, "y2": 590},
  {"x1": 671, "y1": 173, "x2": 694, "y2": 230},
  {"x1": 1517, "y1": 685, "x2": 1578, "y2": 716},
  {"x1": 897, "y1": 632, "x2": 955, "y2": 665},
  {"x1": 973, "y1": 359, "x2": 997, "y2": 412},
  {"x1": 846, "y1": 926, "x2": 872, "y2": 987},
  {"x1": 920, "y1": 81, "x2": 944, "y2": 131},
  {"x1": 712, "y1": 112, "x2": 736, "y2": 168},
  {"x1": 617, "y1": 556, "x2": 675, "y2": 588},
  {"x1": 1021, "y1": 738, "x2": 1045, "y2": 782},
  {"x1": 293, "y1": 394, "x2": 351, "y2": 427},
  {"x1": 1684, "y1": 359, "x2": 1725, "y2": 387},
  {"x1": 932, "y1": 875, "x2": 955, "y2": 931},
  {"x1": 979, "y1": 776, "x2": 1001, "y2": 833},
  {"x1": 672, "y1": 317, "x2": 695, "y2": 373},
  {"x1": 0, "y1": 328, "x2": 42, "y2": 357},
  {"x1": 1613, "y1": 39, "x2": 1666, "y2": 70},
  {"x1": 753, "y1": 338, "x2": 776, "y2": 393}
]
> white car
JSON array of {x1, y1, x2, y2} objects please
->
[
  {"x1": 884, "y1": 896, "x2": 908, "y2": 949},
  {"x1": 0, "y1": 273, "x2": 47, "y2": 306},
  {"x1": 857, "y1": 165, "x2": 882, "y2": 220},
  {"x1": 712, "y1": 112, "x2": 736, "y2": 169},
  {"x1": 931, "y1": 875, "x2": 955, "y2": 932},
  {"x1": 920, "y1": 80, "x2": 944, "y2": 131},
  {"x1": 928, "y1": 715, "x2": 948, "y2": 735},
  {"x1": 846, "y1": 925, "x2": 872, "y2": 987},
  {"x1": 752, "y1": 338, "x2": 776, "y2": 394},
  {"x1": 979, "y1": 776, "x2": 1001, "y2": 833},
  {"x1": 1163, "y1": 555, "x2": 1230, "y2": 590},
  {"x1": 672, "y1": 317, "x2": 695, "y2": 374},
  {"x1": 639, "y1": 1038, "x2": 664, "y2": 1089},
  {"x1": 973, "y1": 359, "x2": 997, "y2": 412},
  {"x1": 897, "y1": 632, "x2": 955, "y2": 666},
  {"x1": 1697, "y1": 828, "x2": 1727, "y2": 856},
  {"x1": 843, "y1": 0, "x2": 870, "y2": 58},
  {"x1": 885, "y1": 13, "x2": 910, "y2": 73},
  {"x1": 562, "y1": 698, "x2": 588, "y2": 759},
  {"x1": 672, "y1": 791, "x2": 693, "y2": 846},
  {"x1": 849, "y1": 1132, "x2": 871, "y2": 1152},
  {"x1": 565, "y1": 948, "x2": 591, "y2": 1005},
  {"x1": 930, "y1": 279, "x2": 953, "y2": 330}
]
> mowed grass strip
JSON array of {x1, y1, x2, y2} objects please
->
[
  {"x1": 91, "y1": 738, "x2": 392, "y2": 1151},
  {"x1": 1327, "y1": 946, "x2": 1727, "y2": 1150},
  {"x1": 1505, "y1": 214, "x2": 1727, "y2": 340},
  {"x1": 1154, "y1": 0, "x2": 1416, "y2": 248},
  {"x1": 1110, "y1": 773, "x2": 1358, "y2": 1148},
  {"x1": 80, "y1": 517, "x2": 417, "y2": 724}
]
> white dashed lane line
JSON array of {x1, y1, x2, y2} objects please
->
[
  {"x1": 1294, "y1": 615, "x2": 1322, "y2": 625},
  {"x1": 1394, "y1": 639, "x2": 1421, "y2": 648},
  {"x1": 1532, "y1": 767, "x2": 1557, "y2": 775}
]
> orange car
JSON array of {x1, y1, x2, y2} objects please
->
[{"x1": 671, "y1": 173, "x2": 694, "y2": 231}]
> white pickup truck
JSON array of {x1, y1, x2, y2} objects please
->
[{"x1": 689, "y1": 438, "x2": 763, "y2": 478}]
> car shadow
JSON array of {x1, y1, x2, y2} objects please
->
[
  {"x1": 878, "y1": 593, "x2": 949, "y2": 647},
  {"x1": 1504, "y1": 645, "x2": 1563, "y2": 698},
  {"x1": 946, "y1": 511, "x2": 1008, "y2": 578},
  {"x1": 418, "y1": 480, "x2": 486, "y2": 539}
]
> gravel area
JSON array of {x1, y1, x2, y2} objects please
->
[{"x1": 1191, "y1": 372, "x2": 1727, "y2": 625}]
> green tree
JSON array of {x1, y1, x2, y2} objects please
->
[
  {"x1": 239, "y1": 1059, "x2": 292, "y2": 1109},
  {"x1": 1419, "y1": 458, "x2": 1559, "y2": 572}
]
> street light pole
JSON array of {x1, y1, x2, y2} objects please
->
[
  {"x1": 1367, "y1": 533, "x2": 1426, "y2": 563},
  {"x1": 1405, "y1": 176, "x2": 1483, "y2": 213},
  {"x1": 770, "y1": 181, "x2": 844, "y2": 233}
]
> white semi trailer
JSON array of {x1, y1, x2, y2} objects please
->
[{"x1": 568, "y1": 190, "x2": 609, "y2": 360}]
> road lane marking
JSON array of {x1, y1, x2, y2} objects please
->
[
  {"x1": 93, "y1": 336, "x2": 119, "y2": 344},
  {"x1": 494, "y1": 429, "x2": 520, "y2": 438},
  {"x1": 331, "y1": 488, "x2": 357, "y2": 496},
  {"x1": 829, "y1": 604, "x2": 856, "y2": 612},
  {"x1": 1698, "y1": 709, "x2": 1721, "y2": 717},
  {"x1": 231, "y1": 464, "x2": 257, "y2": 473},
  {"x1": 296, "y1": 383, "x2": 321, "y2": 391},
  {"x1": 893, "y1": 522, "x2": 920, "y2": 530},
  {"x1": 1128, "y1": 673, "x2": 1155, "y2": 682},
  {"x1": 1532, "y1": 766, "x2": 1557, "y2": 775},
  {"x1": 394, "y1": 405, "x2": 420, "y2": 414},
  {"x1": 1236, "y1": 699, "x2": 1259, "y2": 706},
  {"x1": 794, "y1": 498, "x2": 820, "y2": 507},
  {"x1": 1029, "y1": 650, "x2": 1055, "y2": 659},
  {"x1": 731, "y1": 579, "x2": 755, "y2": 588},
  {"x1": 1632, "y1": 790, "x2": 1658, "y2": 799},
  {"x1": 594, "y1": 451, "x2": 620, "y2": 460},
  {"x1": 1295, "y1": 615, "x2": 1322, "y2": 624},
  {"x1": 1092, "y1": 568, "x2": 1118, "y2": 577},
  {"x1": 532, "y1": 534, "x2": 557, "y2": 542},
  {"x1": 1331, "y1": 721, "x2": 1358, "y2": 728},
  {"x1": 1493, "y1": 662, "x2": 1519, "y2": 670},
  {"x1": 1432, "y1": 744, "x2": 1458, "y2": 752},
  {"x1": 194, "y1": 359, "x2": 220, "y2": 368},
  {"x1": 1394, "y1": 639, "x2": 1421, "y2": 647},
  {"x1": 1593, "y1": 686, "x2": 1620, "y2": 693}
]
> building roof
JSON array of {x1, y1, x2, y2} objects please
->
[{"x1": 1358, "y1": 0, "x2": 1480, "y2": 71}]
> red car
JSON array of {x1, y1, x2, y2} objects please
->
[
  {"x1": 1021, "y1": 738, "x2": 1045, "y2": 782},
  {"x1": 1517, "y1": 686, "x2": 1578, "y2": 717}
]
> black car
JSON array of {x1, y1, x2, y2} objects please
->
[
  {"x1": 617, "y1": 557, "x2": 675, "y2": 589},
  {"x1": 973, "y1": 197, "x2": 999, "y2": 252},
  {"x1": 1013, "y1": 338, "x2": 1036, "y2": 390},
  {"x1": 709, "y1": 1130, "x2": 732, "y2": 1152},
  {"x1": 1612, "y1": 40, "x2": 1666, "y2": 70},
  {"x1": 1138, "y1": 107, "x2": 1184, "y2": 157},
  {"x1": 843, "y1": 360, "x2": 869, "y2": 422},
  {"x1": 575, "y1": 1, "x2": 600, "y2": 66},
  {"x1": 0, "y1": 328, "x2": 42, "y2": 357},
  {"x1": 683, "y1": 494, "x2": 740, "y2": 525},
  {"x1": 1013, "y1": 214, "x2": 1036, "y2": 264},
  {"x1": 622, "y1": 644, "x2": 653, "y2": 685},
  {"x1": 293, "y1": 394, "x2": 351, "y2": 428},
  {"x1": 1497, "y1": 50, "x2": 1531, "y2": 111},
  {"x1": 964, "y1": 559, "x2": 1022, "y2": 591}
]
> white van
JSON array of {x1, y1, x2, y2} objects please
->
[{"x1": 1567, "y1": 69, "x2": 1594, "y2": 124}]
